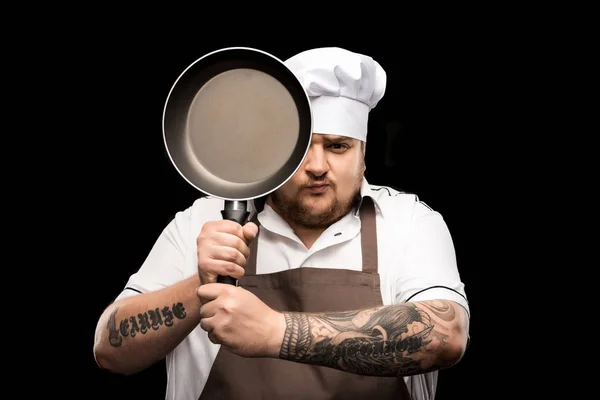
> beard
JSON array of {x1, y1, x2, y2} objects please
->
[{"x1": 270, "y1": 176, "x2": 363, "y2": 230}]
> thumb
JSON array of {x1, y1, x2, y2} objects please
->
[{"x1": 242, "y1": 222, "x2": 259, "y2": 243}]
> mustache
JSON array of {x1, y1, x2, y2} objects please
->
[{"x1": 300, "y1": 178, "x2": 334, "y2": 189}]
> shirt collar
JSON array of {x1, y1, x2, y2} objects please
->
[{"x1": 355, "y1": 177, "x2": 384, "y2": 218}]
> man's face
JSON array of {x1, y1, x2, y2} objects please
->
[{"x1": 270, "y1": 134, "x2": 365, "y2": 229}]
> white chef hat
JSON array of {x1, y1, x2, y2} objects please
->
[{"x1": 284, "y1": 47, "x2": 386, "y2": 142}]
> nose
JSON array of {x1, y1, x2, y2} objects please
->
[{"x1": 303, "y1": 146, "x2": 329, "y2": 177}]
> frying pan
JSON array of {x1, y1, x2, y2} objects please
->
[{"x1": 162, "y1": 47, "x2": 313, "y2": 285}]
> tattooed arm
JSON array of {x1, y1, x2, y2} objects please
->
[
  {"x1": 93, "y1": 274, "x2": 202, "y2": 375},
  {"x1": 278, "y1": 299, "x2": 469, "y2": 377}
]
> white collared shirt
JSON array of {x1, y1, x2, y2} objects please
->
[{"x1": 116, "y1": 178, "x2": 470, "y2": 400}]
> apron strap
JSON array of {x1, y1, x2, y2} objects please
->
[
  {"x1": 359, "y1": 196, "x2": 378, "y2": 274},
  {"x1": 245, "y1": 196, "x2": 378, "y2": 275}
]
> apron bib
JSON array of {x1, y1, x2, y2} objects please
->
[{"x1": 199, "y1": 197, "x2": 411, "y2": 399}]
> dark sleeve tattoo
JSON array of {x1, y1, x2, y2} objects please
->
[
  {"x1": 279, "y1": 300, "x2": 458, "y2": 377},
  {"x1": 107, "y1": 302, "x2": 187, "y2": 347}
]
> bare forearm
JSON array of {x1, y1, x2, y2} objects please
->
[
  {"x1": 278, "y1": 299, "x2": 469, "y2": 377},
  {"x1": 94, "y1": 274, "x2": 201, "y2": 375}
]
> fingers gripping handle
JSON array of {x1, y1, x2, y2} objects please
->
[{"x1": 219, "y1": 200, "x2": 250, "y2": 285}]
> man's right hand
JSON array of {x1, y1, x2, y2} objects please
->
[{"x1": 196, "y1": 220, "x2": 259, "y2": 285}]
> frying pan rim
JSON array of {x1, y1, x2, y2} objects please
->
[{"x1": 161, "y1": 46, "x2": 313, "y2": 201}]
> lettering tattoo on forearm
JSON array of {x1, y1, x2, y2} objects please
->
[
  {"x1": 107, "y1": 302, "x2": 187, "y2": 347},
  {"x1": 279, "y1": 300, "x2": 456, "y2": 376}
]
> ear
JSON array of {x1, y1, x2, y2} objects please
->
[{"x1": 370, "y1": 325, "x2": 388, "y2": 340}]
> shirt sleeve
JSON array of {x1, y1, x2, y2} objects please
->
[
  {"x1": 395, "y1": 199, "x2": 470, "y2": 317},
  {"x1": 114, "y1": 206, "x2": 192, "y2": 301}
]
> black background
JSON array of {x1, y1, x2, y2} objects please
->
[{"x1": 66, "y1": 29, "x2": 506, "y2": 399}]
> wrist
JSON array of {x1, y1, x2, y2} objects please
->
[{"x1": 268, "y1": 311, "x2": 287, "y2": 358}]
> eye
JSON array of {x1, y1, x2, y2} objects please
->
[{"x1": 327, "y1": 143, "x2": 349, "y2": 153}]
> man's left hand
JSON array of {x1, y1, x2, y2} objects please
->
[{"x1": 197, "y1": 283, "x2": 286, "y2": 358}]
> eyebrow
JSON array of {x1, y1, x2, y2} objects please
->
[{"x1": 321, "y1": 135, "x2": 352, "y2": 143}]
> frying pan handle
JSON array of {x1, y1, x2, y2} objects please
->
[
  {"x1": 221, "y1": 209, "x2": 250, "y2": 225},
  {"x1": 218, "y1": 200, "x2": 250, "y2": 285}
]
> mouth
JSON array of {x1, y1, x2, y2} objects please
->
[{"x1": 304, "y1": 184, "x2": 329, "y2": 194}]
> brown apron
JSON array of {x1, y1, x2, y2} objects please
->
[{"x1": 199, "y1": 197, "x2": 411, "y2": 400}]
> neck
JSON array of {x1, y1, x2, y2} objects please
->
[{"x1": 291, "y1": 225, "x2": 326, "y2": 249}]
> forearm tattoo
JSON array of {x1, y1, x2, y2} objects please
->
[
  {"x1": 279, "y1": 300, "x2": 457, "y2": 376},
  {"x1": 107, "y1": 303, "x2": 187, "y2": 347}
]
